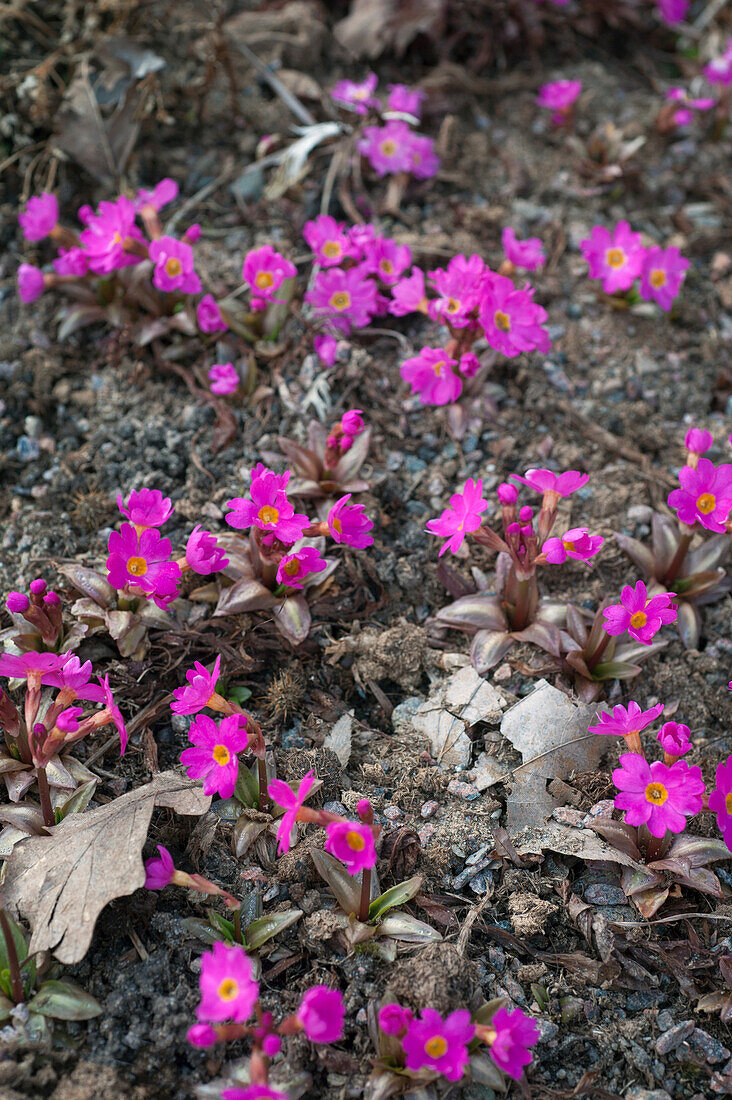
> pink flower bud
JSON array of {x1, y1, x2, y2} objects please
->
[
  {"x1": 57, "y1": 707, "x2": 83, "y2": 733},
  {"x1": 519, "y1": 506, "x2": 534, "y2": 522},
  {"x1": 187, "y1": 1023, "x2": 218, "y2": 1047},
  {"x1": 30, "y1": 579, "x2": 47, "y2": 595},
  {"x1": 379, "y1": 1002, "x2": 413, "y2": 1036},
  {"x1": 6, "y1": 592, "x2": 30, "y2": 613},
  {"x1": 341, "y1": 410, "x2": 365, "y2": 436},
  {"x1": 18, "y1": 264, "x2": 45, "y2": 303},
  {"x1": 184, "y1": 223, "x2": 201, "y2": 243},
  {"x1": 43, "y1": 591, "x2": 61, "y2": 606},
  {"x1": 262, "y1": 1033, "x2": 281, "y2": 1057},
  {"x1": 497, "y1": 483, "x2": 518, "y2": 504},
  {"x1": 684, "y1": 428, "x2": 713, "y2": 456},
  {"x1": 297, "y1": 986, "x2": 345, "y2": 1043}
]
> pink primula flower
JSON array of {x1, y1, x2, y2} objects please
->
[
  {"x1": 685, "y1": 428, "x2": 713, "y2": 456},
  {"x1": 657, "y1": 721, "x2": 692, "y2": 757},
  {"x1": 242, "y1": 245, "x2": 296, "y2": 301},
  {"x1": 149, "y1": 236, "x2": 201, "y2": 294},
  {"x1": 479, "y1": 274, "x2": 551, "y2": 358},
  {"x1": 359, "y1": 121, "x2": 414, "y2": 176},
  {"x1": 667, "y1": 458, "x2": 732, "y2": 532},
  {"x1": 542, "y1": 527, "x2": 603, "y2": 564},
  {"x1": 511, "y1": 468, "x2": 589, "y2": 499},
  {"x1": 459, "y1": 352, "x2": 481, "y2": 377},
  {"x1": 197, "y1": 294, "x2": 228, "y2": 333},
  {"x1": 400, "y1": 347, "x2": 462, "y2": 406},
  {"x1": 428, "y1": 254, "x2": 486, "y2": 327},
  {"x1": 314, "y1": 333, "x2": 338, "y2": 366},
  {"x1": 536, "y1": 79, "x2": 582, "y2": 123},
  {"x1": 485, "y1": 1007, "x2": 540, "y2": 1081},
  {"x1": 639, "y1": 246, "x2": 689, "y2": 311},
  {"x1": 389, "y1": 267, "x2": 428, "y2": 316},
  {"x1": 708, "y1": 755, "x2": 732, "y2": 851},
  {"x1": 657, "y1": 0, "x2": 689, "y2": 23},
  {"x1": 331, "y1": 73, "x2": 380, "y2": 114},
  {"x1": 327, "y1": 494, "x2": 374, "y2": 548},
  {"x1": 588, "y1": 700, "x2": 665, "y2": 738},
  {"x1": 145, "y1": 844, "x2": 176, "y2": 890},
  {"x1": 208, "y1": 362, "x2": 239, "y2": 395},
  {"x1": 705, "y1": 42, "x2": 732, "y2": 86},
  {"x1": 197, "y1": 942, "x2": 259, "y2": 1024},
  {"x1": 426, "y1": 478, "x2": 489, "y2": 556},
  {"x1": 580, "y1": 222, "x2": 645, "y2": 294},
  {"x1": 407, "y1": 134, "x2": 440, "y2": 180},
  {"x1": 18, "y1": 264, "x2": 45, "y2": 303},
  {"x1": 79, "y1": 196, "x2": 144, "y2": 274},
  {"x1": 602, "y1": 580, "x2": 677, "y2": 645},
  {"x1": 135, "y1": 178, "x2": 179, "y2": 211},
  {"x1": 19, "y1": 192, "x2": 58, "y2": 241},
  {"x1": 363, "y1": 237, "x2": 412, "y2": 285},
  {"x1": 276, "y1": 547, "x2": 327, "y2": 590},
  {"x1": 341, "y1": 410, "x2": 365, "y2": 436},
  {"x1": 180, "y1": 713, "x2": 249, "y2": 798},
  {"x1": 186, "y1": 526, "x2": 229, "y2": 574},
  {"x1": 268, "y1": 769, "x2": 316, "y2": 855},
  {"x1": 385, "y1": 84, "x2": 426, "y2": 120},
  {"x1": 56, "y1": 707, "x2": 83, "y2": 733},
  {"x1": 379, "y1": 1003, "x2": 413, "y2": 1035},
  {"x1": 117, "y1": 487, "x2": 174, "y2": 528},
  {"x1": 106, "y1": 523, "x2": 181, "y2": 599},
  {"x1": 297, "y1": 986, "x2": 345, "y2": 1043},
  {"x1": 303, "y1": 215, "x2": 352, "y2": 267},
  {"x1": 171, "y1": 656, "x2": 222, "y2": 715},
  {"x1": 99, "y1": 674, "x2": 128, "y2": 753},
  {"x1": 502, "y1": 227, "x2": 545, "y2": 272},
  {"x1": 402, "y1": 1008, "x2": 475, "y2": 1082},
  {"x1": 306, "y1": 267, "x2": 378, "y2": 333},
  {"x1": 226, "y1": 468, "x2": 310, "y2": 546},
  {"x1": 613, "y1": 753, "x2": 704, "y2": 837},
  {"x1": 53, "y1": 248, "x2": 88, "y2": 277},
  {"x1": 44, "y1": 653, "x2": 104, "y2": 701},
  {"x1": 324, "y1": 820, "x2": 377, "y2": 875}
]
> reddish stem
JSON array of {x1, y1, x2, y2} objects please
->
[
  {"x1": 36, "y1": 767, "x2": 55, "y2": 828},
  {"x1": 0, "y1": 908, "x2": 24, "y2": 1005}
]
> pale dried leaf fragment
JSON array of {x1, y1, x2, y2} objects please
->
[
  {"x1": 411, "y1": 666, "x2": 506, "y2": 770},
  {"x1": 335, "y1": 0, "x2": 446, "y2": 58},
  {"x1": 1, "y1": 772, "x2": 210, "y2": 964},
  {"x1": 324, "y1": 712, "x2": 353, "y2": 767}
]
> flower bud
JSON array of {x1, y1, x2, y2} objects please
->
[
  {"x1": 497, "y1": 483, "x2": 518, "y2": 504},
  {"x1": 6, "y1": 592, "x2": 30, "y2": 613}
]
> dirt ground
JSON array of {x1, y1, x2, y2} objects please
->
[{"x1": 1, "y1": 1, "x2": 732, "y2": 1098}]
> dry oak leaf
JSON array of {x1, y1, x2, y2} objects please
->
[{"x1": 1, "y1": 771, "x2": 210, "y2": 964}]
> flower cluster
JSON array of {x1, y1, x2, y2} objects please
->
[
  {"x1": 330, "y1": 75, "x2": 439, "y2": 180},
  {"x1": 580, "y1": 222, "x2": 689, "y2": 311},
  {"x1": 602, "y1": 580, "x2": 678, "y2": 646},
  {"x1": 667, "y1": 456, "x2": 732, "y2": 533},
  {"x1": 106, "y1": 488, "x2": 228, "y2": 608},
  {"x1": 4, "y1": 577, "x2": 65, "y2": 652}
]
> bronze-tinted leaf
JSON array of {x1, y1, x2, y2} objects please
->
[
  {"x1": 614, "y1": 532, "x2": 655, "y2": 576},
  {"x1": 513, "y1": 621, "x2": 561, "y2": 657},
  {"x1": 58, "y1": 565, "x2": 115, "y2": 608},
  {"x1": 675, "y1": 600, "x2": 701, "y2": 649},
  {"x1": 470, "y1": 630, "x2": 514, "y2": 674},
  {"x1": 215, "y1": 579, "x2": 277, "y2": 616},
  {"x1": 435, "y1": 594, "x2": 507, "y2": 632},
  {"x1": 273, "y1": 595, "x2": 311, "y2": 645}
]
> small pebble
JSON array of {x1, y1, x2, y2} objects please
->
[
  {"x1": 420, "y1": 800, "x2": 439, "y2": 819},
  {"x1": 447, "y1": 779, "x2": 480, "y2": 801},
  {"x1": 655, "y1": 1020, "x2": 694, "y2": 1056},
  {"x1": 687, "y1": 1028, "x2": 730, "y2": 1064},
  {"x1": 384, "y1": 805, "x2": 402, "y2": 821}
]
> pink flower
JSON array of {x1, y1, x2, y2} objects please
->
[
  {"x1": 327, "y1": 494, "x2": 374, "y2": 549},
  {"x1": 511, "y1": 468, "x2": 589, "y2": 499},
  {"x1": 667, "y1": 458, "x2": 732, "y2": 533},
  {"x1": 53, "y1": 248, "x2": 88, "y2": 276},
  {"x1": 135, "y1": 178, "x2": 179, "y2": 211},
  {"x1": 19, "y1": 193, "x2": 58, "y2": 241},
  {"x1": 276, "y1": 547, "x2": 327, "y2": 590},
  {"x1": 145, "y1": 844, "x2": 176, "y2": 890},
  {"x1": 580, "y1": 222, "x2": 645, "y2": 294},
  {"x1": 346, "y1": 223, "x2": 377, "y2": 260},
  {"x1": 44, "y1": 653, "x2": 104, "y2": 702},
  {"x1": 542, "y1": 527, "x2": 603, "y2": 564},
  {"x1": 242, "y1": 245, "x2": 296, "y2": 301},
  {"x1": 428, "y1": 254, "x2": 486, "y2": 327},
  {"x1": 389, "y1": 267, "x2": 427, "y2": 316},
  {"x1": 208, "y1": 362, "x2": 239, "y2": 395},
  {"x1": 639, "y1": 246, "x2": 689, "y2": 311},
  {"x1": 106, "y1": 523, "x2": 181, "y2": 600},
  {"x1": 6, "y1": 591, "x2": 30, "y2": 613},
  {"x1": 303, "y1": 215, "x2": 352, "y2": 267},
  {"x1": 407, "y1": 134, "x2": 440, "y2": 180},
  {"x1": 479, "y1": 274, "x2": 551, "y2": 357},
  {"x1": 402, "y1": 1008, "x2": 475, "y2": 1082},
  {"x1": 149, "y1": 236, "x2": 201, "y2": 294},
  {"x1": 708, "y1": 755, "x2": 732, "y2": 850},
  {"x1": 187, "y1": 1023, "x2": 218, "y2": 1048},
  {"x1": 226, "y1": 468, "x2": 310, "y2": 546},
  {"x1": 502, "y1": 227, "x2": 545, "y2": 271},
  {"x1": 341, "y1": 410, "x2": 365, "y2": 436},
  {"x1": 379, "y1": 1003, "x2": 413, "y2": 1036},
  {"x1": 656, "y1": 721, "x2": 692, "y2": 757},
  {"x1": 400, "y1": 347, "x2": 462, "y2": 406},
  {"x1": 117, "y1": 488, "x2": 174, "y2": 528},
  {"x1": 56, "y1": 707, "x2": 83, "y2": 733},
  {"x1": 98, "y1": 674, "x2": 128, "y2": 753},
  {"x1": 79, "y1": 196, "x2": 144, "y2": 274},
  {"x1": 297, "y1": 986, "x2": 345, "y2": 1043},
  {"x1": 171, "y1": 657, "x2": 222, "y2": 715},
  {"x1": 484, "y1": 1006, "x2": 540, "y2": 1081},
  {"x1": 197, "y1": 294, "x2": 228, "y2": 333},
  {"x1": 180, "y1": 713, "x2": 249, "y2": 798},
  {"x1": 331, "y1": 73, "x2": 380, "y2": 115},
  {"x1": 363, "y1": 237, "x2": 412, "y2": 285},
  {"x1": 589, "y1": 700, "x2": 665, "y2": 738},
  {"x1": 602, "y1": 580, "x2": 677, "y2": 645},
  {"x1": 325, "y1": 820, "x2": 376, "y2": 875},
  {"x1": 222, "y1": 1088, "x2": 286, "y2": 1100},
  {"x1": 536, "y1": 79, "x2": 582, "y2": 123},
  {"x1": 314, "y1": 333, "x2": 338, "y2": 366},
  {"x1": 359, "y1": 121, "x2": 414, "y2": 176},
  {"x1": 497, "y1": 483, "x2": 518, "y2": 505},
  {"x1": 459, "y1": 352, "x2": 481, "y2": 377},
  {"x1": 305, "y1": 267, "x2": 378, "y2": 333},
  {"x1": 685, "y1": 428, "x2": 713, "y2": 456},
  {"x1": 0, "y1": 651, "x2": 65, "y2": 680},
  {"x1": 657, "y1": 0, "x2": 688, "y2": 23},
  {"x1": 197, "y1": 942, "x2": 259, "y2": 1023},
  {"x1": 705, "y1": 43, "x2": 732, "y2": 86},
  {"x1": 186, "y1": 526, "x2": 229, "y2": 574},
  {"x1": 426, "y1": 478, "x2": 489, "y2": 556},
  {"x1": 385, "y1": 84, "x2": 425, "y2": 120},
  {"x1": 18, "y1": 264, "x2": 45, "y2": 303},
  {"x1": 268, "y1": 769, "x2": 316, "y2": 855},
  {"x1": 613, "y1": 753, "x2": 704, "y2": 837}
]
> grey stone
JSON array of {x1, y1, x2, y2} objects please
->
[{"x1": 656, "y1": 1020, "x2": 695, "y2": 1056}]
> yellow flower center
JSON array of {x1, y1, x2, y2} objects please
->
[
  {"x1": 331, "y1": 517, "x2": 342, "y2": 533},
  {"x1": 284, "y1": 558, "x2": 301, "y2": 577},
  {"x1": 218, "y1": 978, "x2": 238, "y2": 1001},
  {"x1": 354, "y1": 88, "x2": 368, "y2": 100},
  {"x1": 629, "y1": 610, "x2": 647, "y2": 629},
  {"x1": 606, "y1": 248, "x2": 625, "y2": 268},
  {"x1": 494, "y1": 310, "x2": 511, "y2": 332},
  {"x1": 562, "y1": 540, "x2": 576, "y2": 552},
  {"x1": 446, "y1": 298, "x2": 461, "y2": 313},
  {"x1": 255, "y1": 271, "x2": 274, "y2": 290},
  {"x1": 379, "y1": 140, "x2": 397, "y2": 156},
  {"x1": 329, "y1": 291, "x2": 351, "y2": 311},
  {"x1": 380, "y1": 260, "x2": 393, "y2": 274},
  {"x1": 212, "y1": 744, "x2": 230, "y2": 766},
  {"x1": 323, "y1": 241, "x2": 341, "y2": 259},
  {"x1": 165, "y1": 257, "x2": 182, "y2": 277},
  {"x1": 258, "y1": 505, "x2": 279, "y2": 526},
  {"x1": 650, "y1": 269, "x2": 667, "y2": 288},
  {"x1": 645, "y1": 781, "x2": 668, "y2": 806},
  {"x1": 346, "y1": 830, "x2": 365, "y2": 851},
  {"x1": 431, "y1": 359, "x2": 446, "y2": 376},
  {"x1": 697, "y1": 492, "x2": 716, "y2": 514},
  {"x1": 425, "y1": 1036, "x2": 448, "y2": 1058},
  {"x1": 726, "y1": 792, "x2": 732, "y2": 816},
  {"x1": 112, "y1": 232, "x2": 122, "y2": 244},
  {"x1": 127, "y1": 556, "x2": 148, "y2": 577}
]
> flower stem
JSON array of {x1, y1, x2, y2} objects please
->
[
  {"x1": 622, "y1": 730, "x2": 644, "y2": 756},
  {"x1": 233, "y1": 908, "x2": 243, "y2": 945},
  {"x1": 257, "y1": 757, "x2": 269, "y2": 812},
  {"x1": 358, "y1": 868, "x2": 371, "y2": 923},
  {"x1": 644, "y1": 831, "x2": 666, "y2": 864},
  {"x1": 585, "y1": 630, "x2": 610, "y2": 671},
  {"x1": 0, "y1": 908, "x2": 24, "y2": 1005},
  {"x1": 36, "y1": 767, "x2": 55, "y2": 828},
  {"x1": 662, "y1": 530, "x2": 694, "y2": 587},
  {"x1": 512, "y1": 578, "x2": 531, "y2": 631}
]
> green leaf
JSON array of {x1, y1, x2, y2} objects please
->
[
  {"x1": 244, "y1": 908, "x2": 303, "y2": 950},
  {"x1": 27, "y1": 980, "x2": 102, "y2": 1020},
  {"x1": 368, "y1": 875, "x2": 423, "y2": 922},
  {"x1": 592, "y1": 660, "x2": 642, "y2": 681},
  {"x1": 472, "y1": 998, "x2": 509, "y2": 1027},
  {"x1": 180, "y1": 917, "x2": 221, "y2": 945},
  {"x1": 310, "y1": 850, "x2": 361, "y2": 915},
  {"x1": 233, "y1": 766, "x2": 260, "y2": 808},
  {"x1": 0, "y1": 992, "x2": 14, "y2": 1021},
  {"x1": 227, "y1": 686, "x2": 252, "y2": 706},
  {"x1": 207, "y1": 909, "x2": 236, "y2": 942},
  {"x1": 55, "y1": 779, "x2": 98, "y2": 821},
  {"x1": 0, "y1": 970, "x2": 12, "y2": 999}
]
